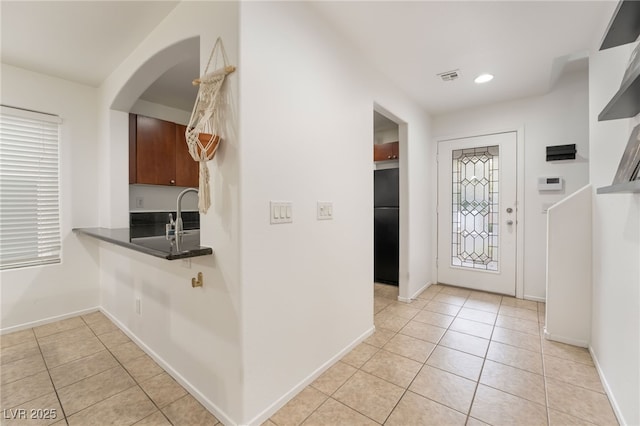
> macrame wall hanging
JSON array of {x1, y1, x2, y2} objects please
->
[{"x1": 186, "y1": 37, "x2": 235, "y2": 213}]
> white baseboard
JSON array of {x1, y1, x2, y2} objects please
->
[
  {"x1": 589, "y1": 346, "x2": 626, "y2": 426},
  {"x1": 245, "y1": 326, "x2": 375, "y2": 426},
  {"x1": 0, "y1": 307, "x2": 101, "y2": 335},
  {"x1": 543, "y1": 328, "x2": 588, "y2": 348},
  {"x1": 523, "y1": 294, "x2": 546, "y2": 303},
  {"x1": 99, "y1": 308, "x2": 235, "y2": 426},
  {"x1": 4, "y1": 308, "x2": 376, "y2": 426},
  {"x1": 398, "y1": 281, "x2": 432, "y2": 303}
]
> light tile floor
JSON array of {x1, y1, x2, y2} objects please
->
[
  {"x1": 1, "y1": 284, "x2": 619, "y2": 426},
  {"x1": 267, "y1": 283, "x2": 619, "y2": 426},
  {"x1": 0, "y1": 311, "x2": 219, "y2": 425}
]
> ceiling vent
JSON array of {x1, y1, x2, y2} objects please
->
[{"x1": 437, "y1": 69, "x2": 460, "y2": 82}]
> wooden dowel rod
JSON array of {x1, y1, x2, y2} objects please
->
[{"x1": 192, "y1": 66, "x2": 236, "y2": 85}]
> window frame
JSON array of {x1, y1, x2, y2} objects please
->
[{"x1": 0, "y1": 105, "x2": 63, "y2": 270}]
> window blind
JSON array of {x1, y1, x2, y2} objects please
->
[{"x1": 0, "y1": 106, "x2": 62, "y2": 270}]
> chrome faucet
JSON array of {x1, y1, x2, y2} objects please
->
[{"x1": 176, "y1": 187, "x2": 198, "y2": 237}]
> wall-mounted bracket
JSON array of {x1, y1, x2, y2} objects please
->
[{"x1": 192, "y1": 272, "x2": 203, "y2": 288}]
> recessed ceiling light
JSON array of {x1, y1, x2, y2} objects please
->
[{"x1": 474, "y1": 73, "x2": 494, "y2": 84}]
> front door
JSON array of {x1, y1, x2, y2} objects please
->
[{"x1": 437, "y1": 132, "x2": 517, "y2": 295}]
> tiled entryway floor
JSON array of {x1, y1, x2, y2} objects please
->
[
  {"x1": 0, "y1": 311, "x2": 219, "y2": 425},
  {"x1": 1, "y1": 284, "x2": 620, "y2": 426},
  {"x1": 267, "y1": 283, "x2": 619, "y2": 426}
]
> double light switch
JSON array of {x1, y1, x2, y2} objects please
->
[
  {"x1": 317, "y1": 202, "x2": 333, "y2": 220},
  {"x1": 269, "y1": 201, "x2": 334, "y2": 224}
]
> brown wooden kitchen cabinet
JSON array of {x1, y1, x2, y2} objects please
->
[
  {"x1": 129, "y1": 114, "x2": 199, "y2": 187},
  {"x1": 175, "y1": 124, "x2": 199, "y2": 187},
  {"x1": 373, "y1": 141, "x2": 399, "y2": 161}
]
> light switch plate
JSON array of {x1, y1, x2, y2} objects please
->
[
  {"x1": 270, "y1": 201, "x2": 293, "y2": 224},
  {"x1": 317, "y1": 202, "x2": 333, "y2": 220}
]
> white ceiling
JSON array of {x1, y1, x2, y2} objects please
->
[
  {"x1": 312, "y1": 1, "x2": 616, "y2": 115},
  {"x1": 1, "y1": 1, "x2": 618, "y2": 116},
  {"x1": 1, "y1": 1, "x2": 178, "y2": 87}
]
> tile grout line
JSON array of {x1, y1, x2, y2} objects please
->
[
  {"x1": 2, "y1": 321, "x2": 110, "y2": 424},
  {"x1": 379, "y1": 286, "x2": 450, "y2": 422},
  {"x1": 42, "y1": 316, "x2": 150, "y2": 424},
  {"x1": 78, "y1": 314, "x2": 176, "y2": 426},
  {"x1": 376, "y1": 287, "x2": 464, "y2": 414},
  {"x1": 539, "y1": 304, "x2": 552, "y2": 426},
  {"x1": 404, "y1": 287, "x2": 509, "y2": 423},
  {"x1": 5, "y1": 313, "x2": 187, "y2": 425},
  {"x1": 32, "y1": 327, "x2": 70, "y2": 426},
  {"x1": 381, "y1": 286, "x2": 552, "y2": 424},
  {"x1": 380, "y1": 286, "x2": 471, "y2": 424},
  {"x1": 291, "y1": 286, "x2": 445, "y2": 425},
  {"x1": 287, "y1": 285, "x2": 548, "y2": 426},
  {"x1": 277, "y1": 285, "x2": 611, "y2": 425},
  {"x1": 19, "y1": 291, "x2": 597, "y2": 426},
  {"x1": 39, "y1": 348, "x2": 117, "y2": 390},
  {"x1": 461, "y1": 291, "x2": 499, "y2": 426}
]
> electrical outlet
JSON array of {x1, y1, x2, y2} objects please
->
[
  {"x1": 135, "y1": 298, "x2": 141, "y2": 315},
  {"x1": 135, "y1": 197, "x2": 144, "y2": 208},
  {"x1": 181, "y1": 258, "x2": 191, "y2": 269}
]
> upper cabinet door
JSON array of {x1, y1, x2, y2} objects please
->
[
  {"x1": 175, "y1": 124, "x2": 199, "y2": 187},
  {"x1": 373, "y1": 141, "x2": 399, "y2": 161},
  {"x1": 135, "y1": 115, "x2": 177, "y2": 185}
]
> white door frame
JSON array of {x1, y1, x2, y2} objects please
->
[
  {"x1": 436, "y1": 127, "x2": 525, "y2": 299},
  {"x1": 373, "y1": 103, "x2": 409, "y2": 301}
]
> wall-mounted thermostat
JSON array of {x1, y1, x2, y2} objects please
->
[{"x1": 538, "y1": 176, "x2": 563, "y2": 191}]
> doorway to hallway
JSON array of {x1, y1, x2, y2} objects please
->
[{"x1": 373, "y1": 110, "x2": 401, "y2": 287}]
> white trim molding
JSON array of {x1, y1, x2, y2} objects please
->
[
  {"x1": 589, "y1": 346, "x2": 627, "y2": 426},
  {"x1": 100, "y1": 308, "x2": 236, "y2": 426},
  {"x1": 0, "y1": 307, "x2": 100, "y2": 335},
  {"x1": 246, "y1": 326, "x2": 375, "y2": 426},
  {"x1": 398, "y1": 281, "x2": 432, "y2": 303}
]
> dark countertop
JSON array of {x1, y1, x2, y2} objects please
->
[{"x1": 73, "y1": 227, "x2": 213, "y2": 260}]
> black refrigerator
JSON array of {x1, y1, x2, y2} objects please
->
[{"x1": 374, "y1": 168, "x2": 399, "y2": 285}]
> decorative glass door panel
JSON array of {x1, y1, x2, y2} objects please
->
[
  {"x1": 451, "y1": 146, "x2": 499, "y2": 271},
  {"x1": 437, "y1": 132, "x2": 517, "y2": 296}
]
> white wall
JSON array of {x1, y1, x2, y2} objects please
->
[
  {"x1": 129, "y1": 184, "x2": 198, "y2": 212},
  {"x1": 239, "y1": 4, "x2": 372, "y2": 421},
  {"x1": 95, "y1": 2, "x2": 243, "y2": 424},
  {"x1": 2, "y1": 2, "x2": 434, "y2": 423},
  {"x1": 433, "y1": 69, "x2": 590, "y2": 300},
  {"x1": 0, "y1": 64, "x2": 100, "y2": 330},
  {"x1": 130, "y1": 98, "x2": 191, "y2": 125},
  {"x1": 374, "y1": 127, "x2": 399, "y2": 144},
  {"x1": 545, "y1": 184, "x2": 591, "y2": 347},
  {"x1": 588, "y1": 42, "x2": 640, "y2": 426},
  {"x1": 399, "y1": 108, "x2": 434, "y2": 301},
  {"x1": 238, "y1": 2, "x2": 433, "y2": 423}
]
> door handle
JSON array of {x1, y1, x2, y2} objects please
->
[
  {"x1": 506, "y1": 220, "x2": 514, "y2": 225},
  {"x1": 506, "y1": 207, "x2": 513, "y2": 213}
]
